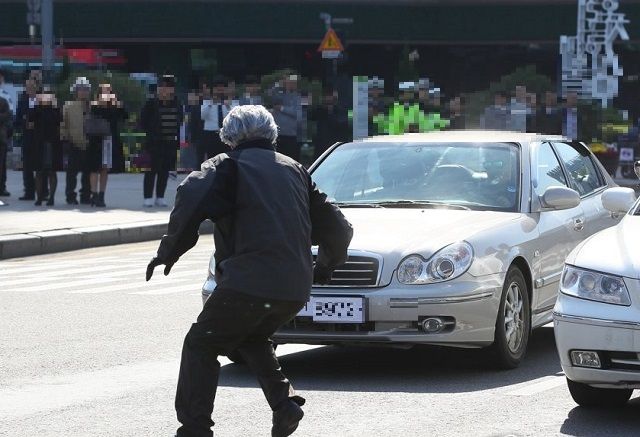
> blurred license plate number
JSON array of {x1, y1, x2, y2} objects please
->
[{"x1": 298, "y1": 297, "x2": 365, "y2": 323}]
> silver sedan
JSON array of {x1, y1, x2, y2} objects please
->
[{"x1": 204, "y1": 131, "x2": 622, "y2": 368}]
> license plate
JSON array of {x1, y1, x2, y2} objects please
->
[{"x1": 297, "y1": 296, "x2": 365, "y2": 323}]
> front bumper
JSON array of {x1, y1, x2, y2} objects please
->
[
  {"x1": 273, "y1": 274, "x2": 504, "y2": 348},
  {"x1": 553, "y1": 290, "x2": 640, "y2": 389}
]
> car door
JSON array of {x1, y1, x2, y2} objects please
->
[
  {"x1": 552, "y1": 141, "x2": 617, "y2": 235},
  {"x1": 530, "y1": 142, "x2": 586, "y2": 315}
]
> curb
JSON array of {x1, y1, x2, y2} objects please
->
[{"x1": 0, "y1": 220, "x2": 214, "y2": 260}]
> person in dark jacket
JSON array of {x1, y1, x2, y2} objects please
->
[
  {"x1": 140, "y1": 74, "x2": 183, "y2": 207},
  {"x1": 31, "y1": 90, "x2": 63, "y2": 206},
  {"x1": 311, "y1": 89, "x2": 349, "y2": 161},
  {"x1": 146, "y1": 105, "x2": 353, "y2": 437},
  {"x1": 535, "y1": 91, "x2": 562, "y2": 135},
  {"x1": 15, "y1": 78, "x2": 40, "y2": 200}
]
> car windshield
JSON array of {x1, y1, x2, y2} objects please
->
[{"x1": 312, "y1": 141, "x2": 521, "y2": 212}]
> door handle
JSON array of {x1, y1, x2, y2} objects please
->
[{"x1": 573, "y1": 217, "x2": 585, "y2": 231}]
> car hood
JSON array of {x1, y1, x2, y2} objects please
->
[
  {"x1": 568, "y1": 214, "x2": 640, "y2": 279},
  {"x1": 341, "y1": 207, "x2": 521, "y2": 262}
]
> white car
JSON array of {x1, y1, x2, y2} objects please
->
[
  {"x1": 204, "y1": 131, "x2": 622, "y2": 368},
  {"x1": 553, "y1": 165, "x2": 640, "y2": 406}
]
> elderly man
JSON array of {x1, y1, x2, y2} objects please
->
[{"x1": 146, "y1": 105, "x2": 353, "y2": 437}]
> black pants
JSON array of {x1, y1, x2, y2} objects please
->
[
  {"x1": 197, "y1": 130, "x2": 228, "y2": 165},
  {"x1": 175, "y1": 289, "x2": 305, "y2": 437},
  {"x1": 276, "y1": 135, "x2": 300, "y2": 162},
  {"x1": 22, "y1": 148, "x2": 35, "y2": 197},
  {"x1": 0, "y1": 140, "x2": 7, "y2": 192},
  {"x1": 143, "y1": 170, "x2": 169, "y2": 198},
  {"x1": 65, "y1": 147, "x2": 90, "y2": 201}
]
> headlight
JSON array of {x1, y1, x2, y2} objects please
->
[
  {"x1": 397, "y1": 242, "x2": 474, "y2": 285},
  {"x1": 560, "y1": 265, "x2": 631, "y2": 306}
]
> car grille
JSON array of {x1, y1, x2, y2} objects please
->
[{"x1": 313, "y1": 254, "x2": 381, "y2": 287}]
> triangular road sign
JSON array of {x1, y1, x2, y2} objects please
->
[{"x1": 318, "y1": 28, "x2": 344, "y2": 52}]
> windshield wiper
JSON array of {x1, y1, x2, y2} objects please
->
[
  {"x1": 333, "y1": 202, "x2": 383, "y2": 208},
  {"x1": 371, "y1": 200, "x2": 470, "y2": 210}
]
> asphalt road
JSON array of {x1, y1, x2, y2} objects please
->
[{"x1": 1, "y1": 240, "x2": 638, "y2": 437}]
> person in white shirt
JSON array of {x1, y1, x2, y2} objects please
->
[{"x1": 199, "y1": 78, "x2": 238, "y2": 165}]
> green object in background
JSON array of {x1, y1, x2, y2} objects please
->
[{"x1": 374, "y1": 102, "x2": 450, "y2": 134}]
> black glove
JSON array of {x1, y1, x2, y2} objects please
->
[
  {"x1": 313, "y1": 264, "x2": 332, "y2": 285},
  {"x1": 145, "y1": 256, "x2": 174, "y2": 281}
]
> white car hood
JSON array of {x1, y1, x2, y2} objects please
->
[
  {"x1": 342, "y1": 208, "x2": 520, "y2": 261},
  {"x1": 568, "y1": 214, "x2": 640, "y2": 279}
]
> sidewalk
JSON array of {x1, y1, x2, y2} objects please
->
[{"x1": 0, "y1": 170, "x2": 211, "y2": 259}]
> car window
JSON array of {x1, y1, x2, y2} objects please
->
[
  {"x1": 311, "y1": 141, "x2": 520, "y2": 212},
  {"x1": 553, "y1": 142, "x2": 605, "y2": 196},
  {"x1": 533, "y1": 142, "x2": 567, "y2": 196}
]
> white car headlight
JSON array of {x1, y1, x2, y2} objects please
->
[
  {"x1": 560, "y1": 265, "x2": 631, "y2": 306},
  {"x1": 397, "y1": 242, "x2": 474, "y2": 285}
]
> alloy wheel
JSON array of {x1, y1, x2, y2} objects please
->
[{"x1": 504, "y1": 282, "x2": 524, "y2": 353}]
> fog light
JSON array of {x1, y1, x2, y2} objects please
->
[
  {"x1": 570, "y1": 350, "x2": 602, "y2": 368},
  {"x1": 421, "y1": 317, "x2": 445, "y2": 333}
]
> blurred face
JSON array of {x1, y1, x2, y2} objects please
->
[
  {"x1": 495, "y1": 94, "x2": 507, "y2": 106},
  {"x1": 158, "y1": 85, "x2": 174, "y2": 101},
  {"x1": 566, "y1": 92, "x2": 578, "y2": 107},
  {"x1": 76, "y1": 87, "x2": 91, "y2": 101},
  {"x1": 25, "y1": 79, "x2": 37, "y2": 95},
  {"x1": 545, "y1": 92, "x2": 557, "y2": 107},
  {"x1": 213, "y1": 84, "x2": 225, "y2": 97},
  {"x1": 284, "y1": 78, "x2": 298, "y2": 92},
  {"x1": 246, "y1": 83, "x2": 260, "y2": 96},
  {"x1": 515, "y1": 86, "x2": 527, "y2": 103},
  {"x1": 188, "y1": 92, "x2": 200, "y2": 105},
  {"x1": 449, "y1": 97, "x2": 461, "y2": 113}
]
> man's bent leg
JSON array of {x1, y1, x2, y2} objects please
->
[
  {"x1": 236, "y1": 303, "x2": 305, "y2": 411},
  {"x1": 175, "y1": 290, "x2": 263, "y2": 436}
]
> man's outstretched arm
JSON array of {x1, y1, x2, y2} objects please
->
[
  {"x1": 308, "y1": 176, "x2": 354, "y2": 284},
  {"x1": 146, "y1": 157, "x2": 237, "y2": 281}
]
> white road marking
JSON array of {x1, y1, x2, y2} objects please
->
[
  {"x1": 502, "y1": 373, "x2": 566, "y2": 396},
  {"x1": 0, "y1": 344, "x2": 321, "y2": 418},
  {"x1": 9, "y1": 269, "x2": 205, "y2": 293}
]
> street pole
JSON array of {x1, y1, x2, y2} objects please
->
[{"x1": 41, "y1": 0, "x2": 54, "y2": 85}]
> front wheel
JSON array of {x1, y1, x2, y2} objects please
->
[
  {"x1": 487, "y1": 267, "x2": 531, "y2": 369},
  {"x1": 567, "y1": 378, "x2": 633, "y2": 407}
]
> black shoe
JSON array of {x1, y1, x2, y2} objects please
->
[
  {"x1": 0, "y1": 190, "x2": 10, "y2": 197},
  {"x1": 46, "y1": 197, "x2": 54, "y2": 206},
  {"x1": 66, "y1": 197, "x2": 79, "y2": 205},
  {"x1": 19, "y1": 195, "x2": 35, "y2": 201},
  {"x1": 95, "y1": 192, "x2": 106, "y2": 207},
  {"x1": 80, "y1": 197, "x2": 92, "y2": 205},
  {"x1": 272, "y1": 399, "x2": 304, "y2": 437},
  {"x1": 34, "y1": 199, "x2": 43, "y2": 206}
]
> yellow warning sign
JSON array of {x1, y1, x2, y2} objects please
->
[{"x1": 318, "y1": 28, "x2": 344, "y2": 52}]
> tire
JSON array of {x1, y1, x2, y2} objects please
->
[
  {"x1": 487, "y1": 267, "x2": 531, "y2": 369},
  {"x1": 566, "y1": 378, "x2": 633, "y2": 407},
  {"x1": 226, "y1": 344, "x2": 278, "y2": 365}
]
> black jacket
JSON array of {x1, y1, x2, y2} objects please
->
[{"x1": 155, "y1": 138, "x2": 353, "y2": 302}]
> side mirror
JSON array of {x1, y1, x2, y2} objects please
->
[
  {"x1": 635, "y1": 160, "x2": 640, "y2": 179},
  {"x1": 602, "y1": 187, "x2": 637, "y2": 214},
  {"x1": 540, "y1": 186, "x2": 581, "y2": 210}
]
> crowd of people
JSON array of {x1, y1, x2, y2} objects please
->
[{"x1": 0, "y1": 68, "x2": 609, "y2": 210}]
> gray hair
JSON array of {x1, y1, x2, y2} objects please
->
[{"x1": 219, "y1": 105, "x2": 278, "y2": 148}]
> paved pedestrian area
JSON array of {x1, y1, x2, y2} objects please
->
[
  {"x1": 1, "y1": 240, "x2": 638, "y2": 437},
  {"x1": 1, "y1": 170, "x2": 184, "y2": 237}
]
